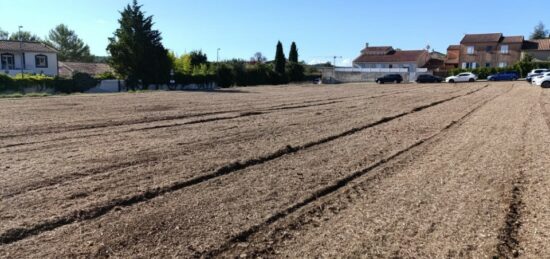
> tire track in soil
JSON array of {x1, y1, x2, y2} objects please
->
[
  {"x1": 0, "y1": 90, "x2": 398, "y2": 149},
  {"x1": 496, "y1": 87, "x2": 537, "y2": 258},
  {"x1": 0, "y1": 88, "x2": 433, "y2": 197},
  {"x1": 0, "y1": 85, "x2": 487, "y2": 246},
  {"x1": 207, "y1": 84, "x2": 513, "y2": 258},
  {"x1": 0, "y1": 85, "x2": 454, "y2": 145}
]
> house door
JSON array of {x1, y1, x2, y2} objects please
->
[{"x1": 1, "y1": 54, "x2": 15, "y2": 70}]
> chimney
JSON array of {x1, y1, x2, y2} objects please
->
[{"x1": 365, "y1": 42, "x2": 369, "y2": 49}]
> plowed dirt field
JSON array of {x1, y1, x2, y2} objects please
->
[{"x1": 2, "y1": 82, "x2": 550, "y2": 258}]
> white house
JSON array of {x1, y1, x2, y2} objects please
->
[{"x1": 0, "y1": 40, "x2": 58, "y2": 76}]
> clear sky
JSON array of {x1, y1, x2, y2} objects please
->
[{"x1": 0, "y1": 0, "x2": 547, "y2": 66}]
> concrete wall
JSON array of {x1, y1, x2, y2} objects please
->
[{"x1": 320, "y1": 68, "x2": 432, "y2": 83}]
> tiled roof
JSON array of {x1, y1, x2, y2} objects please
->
[
  {"x1": 360, "y1": 46, "x2": 394, "y2": 55},
  {"x1": 58, "y1": 62, "x2": 113, "y2": 78},
  {"x1": 447, "y1": 45, "x2": 460, "y2": 50},
  {"x1": 502, "y1": 36, "x2": 524, "y2": 43},
  {"x1": 460, "y1": 33, "x2": 503, "y2": 44},
  {"x1": 354, "y1": 50, "x2": 427, "y2": 63},
  {"x1": 0, "y1": 40, "x2": 57, "y2": 53},
  {"x1": 532, "y1": 39, "x2": 550, "y2": 50}
]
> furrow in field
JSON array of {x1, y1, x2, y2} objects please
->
[
  {"x1": 0, "y1": 85, "x2": 493, "y2": 254},
  {"x1": 514, "y1": 88, "x2": 550, "y2": 257},
  {"x1": 0, "y1": 84, "x2": 420, "y2": 139},
  {"x1": 219, "y1": 85, "x2": 545, "y2": 258},
  {"x1": 0, "y1": 85, "x2": 440, "y2": 148},
  {"x1": 0, "y1": 85, "x2": 475, "y2": 200}
]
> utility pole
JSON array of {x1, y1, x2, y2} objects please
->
[
  {"x1": 18, "y1": 25, "x2": 23, "y2": 78},
  {"x1": 333, "y1": 56, "x2": 342, "y2": 67},
  {"x1": 217, "y1": 48, "x2": 221, "y2": 64}
]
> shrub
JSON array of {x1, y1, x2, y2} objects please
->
[
  {"x1": 95, "y1": 71, "x2": 117, "y2": 80},
  {"x1": 216, "y1": 64, "x2": 234, "y2": 88},
  {"x1": 286, "y1": 62, "x2": 305, "y2": 82}
]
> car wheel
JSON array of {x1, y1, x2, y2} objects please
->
[
  {"x1": 449, "y1": 79, "x2": 455, "y2": 83},
  {"x1": 542, "y1": 81, "x2": 550, "y2": 88},
  {"x1": 469, "y1": 78, "x2": 475, "y2": 82}
]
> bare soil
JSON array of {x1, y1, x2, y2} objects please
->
[{"x1": 1, "y1": 82, "x2": 550, "y2": 258}]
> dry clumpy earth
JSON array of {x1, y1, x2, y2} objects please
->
[{"x1": 1, "y1": 82, "x2": 550, "y2": 258}]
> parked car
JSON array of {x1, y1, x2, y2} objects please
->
[
  {"x1": 445, "y1": 72, "x2": 477, "y2": 83},
  {"x1": 416, "y1": 74, "x2": 442, "y2": 83},
  {"x1": 487, "y1": 71, "x2": 519, "y2": 81},
  {"x1": 532, "y1": 72, "x2": 550, "y2": 88},
  {"x1": 526, "y1": 73, "x2": 542, "y2": 83},
  {"x1": 527, "y1": 69, "x2": 549, "y2": 78},
  {"x1": 376, "y1": 74, "x2": 403, "y2": 84}
]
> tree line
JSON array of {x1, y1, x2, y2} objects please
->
[{"x1": 106, "y1": 0, "x2": 311, "y2": 89}]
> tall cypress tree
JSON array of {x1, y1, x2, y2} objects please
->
[
  {"x1": 274, "y1": 41, "x2": 286, "y2": 74},
  {"x1": 289, "y1": 42, "x2": 298, "y2": 63},
  {"x1": 107, "y1": 0, "x2": 171, "y2": 89}
]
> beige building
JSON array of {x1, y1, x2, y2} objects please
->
[{"x1": 522, "y1": 39, "x2": 550, "y2": 62}]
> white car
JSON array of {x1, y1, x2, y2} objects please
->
[
  {"x1": 527, "y1": 69, "x2": 549, "y2": 78},
  {"x1": 532, "y1": 72, "x2": 550, "y2": 88},
  {"x1": 446, "y1": 72, "x2": 478, "y2": 83}
]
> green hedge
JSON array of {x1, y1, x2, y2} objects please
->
[{"x1": 0, "y1": 73, "x2": 97, "y2": 93}]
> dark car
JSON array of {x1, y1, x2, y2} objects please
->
[
  {"x1": 376, "y1": 74, "x2": 403, "y2": 84},
  {"x1": 416, "y1": 74, "x2": 442, "y2": 83},
  {"x1": 487, "y1": 71, "x2": 519, "y2": 81}
]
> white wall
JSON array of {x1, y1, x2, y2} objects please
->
[
  {"x1": 0, "y1": 52, "x2": 58, "y2": 76},
  {"x1": 24, "y1": 52, "x2": 58, "y2": 76}
]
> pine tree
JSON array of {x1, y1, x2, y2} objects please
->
[
  {"x1": 107, "y1": 0, "x2": 171, "y2": 89},
  {"x1": 47, "y1": 24, "x2": 93, "y2": 62},
  {"x1": 274, "y1": 41, "x2": 286, "y2": 74},
  {"x1": 530, "y1": 22, "x2": 548, "y2": 40},
  {"x1": 289, "y1": 42, "x2": 298, "y2": 63},
  {"x1": 8, "y1": 31, "x2": 41, "y2": 41}
]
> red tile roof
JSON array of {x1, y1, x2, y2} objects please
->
[
  {"x1": 460, "y1": 33, "x2": 503, "y2": 44},
  {"x1": 354, "y1": 50, "x2": 428, "y2": 63},
  {"x1": 0, "y1": 40, "x2": 57, "y2": 53},
  {"x1": 360, "y1": 46, "x2": 394, "y2": 55},
  {"x1": 533, "y1": 39, "x2": 550, "y2": 50},
  {"x1": 447, "y1": 45, "x2": 460, "y2": 50}
]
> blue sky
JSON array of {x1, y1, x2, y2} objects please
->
[{"x1": 0, "y1": 0, "x2": 547, "y2": 66}]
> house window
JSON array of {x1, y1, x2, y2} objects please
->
[
  {"x1": 35, "y1": 55, "x2": 48, "y2": 68},
  {"x1": 486, "y1": 46, "x2": 493, "y2": 52},
  {"x1": 472, "y1": 62, "x2": 477, "y2": 69},
  {"x1": 1, "y1": 53, "x2": 15, "y2": 70},
  {"x1": 467, "y1": 46, "x2": 475, "y2": 54},
  {"x1": 498, "y1": 62, "x2": 507, "y2": 68},
  {"x1": 501, "y1": 45, "x2": 509, "y2": 54},
  {"x1": 486, "y1": 63, "x2": 491, "y2": 68}
]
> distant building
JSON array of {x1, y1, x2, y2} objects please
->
[
  {"x1": 521, "y1": 39, "x2": 550, "y2": 62},
  {"x1": 58, "y1": 61, "x2": 113, "y2": 78},
  {"x1": 0, "y1": 40, "x2": 58, "y2": 76},
  {"x1": 352, "y1": 44, "x2": 430, "y2": 71},
  {"x1": 450, "y1": 33, "x2": 524, "y2": 69},
  {"x1": 444, "y1": 45, "x2": 460, "y2": 70}
]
